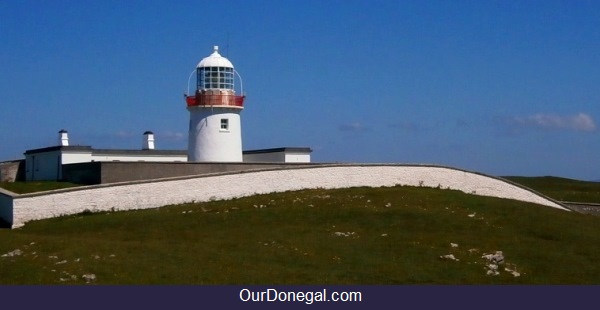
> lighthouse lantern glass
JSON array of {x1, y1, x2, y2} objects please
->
[{"x1": 197, "y1": 67, "x2": 234, "y2": 91}]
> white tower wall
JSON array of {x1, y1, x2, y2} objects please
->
[{"x1": 188, "y1": 108, "x2": 243, "y2": 162}]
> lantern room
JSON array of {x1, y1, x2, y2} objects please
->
[{"x1": 185, "y1": 46, "x2": 244, "y2": 108}]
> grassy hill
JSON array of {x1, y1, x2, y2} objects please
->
[
  {"x1": 503, "y1": 176, "x2": 600, "y2": 203},
  {"x1": 0, "y1": 181, "x2": 80, "y2": 194},
  {"x1": 1, "y1": 185, "x2": 598, "y2": 284}
]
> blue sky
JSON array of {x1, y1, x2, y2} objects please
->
[{"x1": 1, "y1": 0, "x2": 599, "y2": 180}]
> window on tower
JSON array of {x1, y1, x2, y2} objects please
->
[{"x1": 220, "y1": 118, "x2": 229, "y2": 131}]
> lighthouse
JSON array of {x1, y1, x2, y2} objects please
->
[{"x1": 185, "y1": 46, "x2": 245, "y2": 162}]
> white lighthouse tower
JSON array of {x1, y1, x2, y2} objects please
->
[{"x1": 185, "y1": 46, "x2": 245, "y2": 162}]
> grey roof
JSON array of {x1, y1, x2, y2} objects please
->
[
  {"x1": 25, "y1": 145, "x2": 311, "y2": 156},
  {"x1": 242, "y1": 147, "x2": 312, "y2": 155},
  {"x1": 24, "y1": 145, "x2": 93, "y2": 155},
  {"x1": 92, "y1": 149, "x2": 187, "y2": 156},
  {"x1": 24, "y1": 145, "x2": 185, "y2": 156}
]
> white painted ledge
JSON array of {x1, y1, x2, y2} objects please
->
[{"x1": 6, "y1": 165, "x2": 569, "y2": 228}]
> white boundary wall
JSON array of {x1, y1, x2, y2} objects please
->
[{"x1": 5, "y1": 165, "x2": 569, "y2": 228}]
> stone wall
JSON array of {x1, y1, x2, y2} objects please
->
[
  {"x1": 0, "y1": 160, "x2": 25, "y2": 182},
  {"x1": 63, "y1": 161, "x2": 319, "y2": 184},
  {"x1": 4, "y1": 165, "x2": 569, "y2": 228},
  {"x1": 62, "y1": 162, "x2": 101, "y2": 184}
]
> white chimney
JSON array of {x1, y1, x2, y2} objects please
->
[
  {"x1": 59, "y1": 129, "x2": 69, "y2": 146},
  {"x1": 143, "y1": 131, "x2": 155, "y2": 150}
]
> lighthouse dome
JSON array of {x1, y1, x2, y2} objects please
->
[{"x1": 197, "y1": 46, "x2": 233, "y2": 68}]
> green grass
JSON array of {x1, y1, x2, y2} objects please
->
[
  {"x1": 504, "y1": 176, "x2": 600, "y2": 203},
  {"x1": 0, "y1": 181, "x2": 81, "y2": 194},
  {"x1": 1, "y1": 185, "x2": 598, "y2": 284}
]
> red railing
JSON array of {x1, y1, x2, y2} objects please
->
[{"x1": 186, "y1": 93, "x2": 245, "y2": 108}]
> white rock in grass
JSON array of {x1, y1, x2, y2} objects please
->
[
  {"x1": 450, "y1": 243, "x2": 459, "y2": 248},
  {"x1": 486, "y1": 263, "x2": 498, "y2": 271},
  {"x1": 482, "y1": 251, "x2": 504, "y2": 264},
  {"x1": 505, "y1": 266, "x2": 521, "y2": 277},
  {"x1": 486, "y1": 267, "x2": 500, "y2": 276},
  {"x1": 1, "y1": 249, "x2": 22, "y2": 257},
  {"x1": 440, "y1": 254, "x2": 459, "y2": 261},
  {"x1": 333, "y1": 232, "x2": 356, "y2": 237},
  {"x1": 82, "y1": 274, "x2": 96, "y2": 283},
  {"x1": 482, "y1": 251, "x2": 507, "y2": 276}
]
